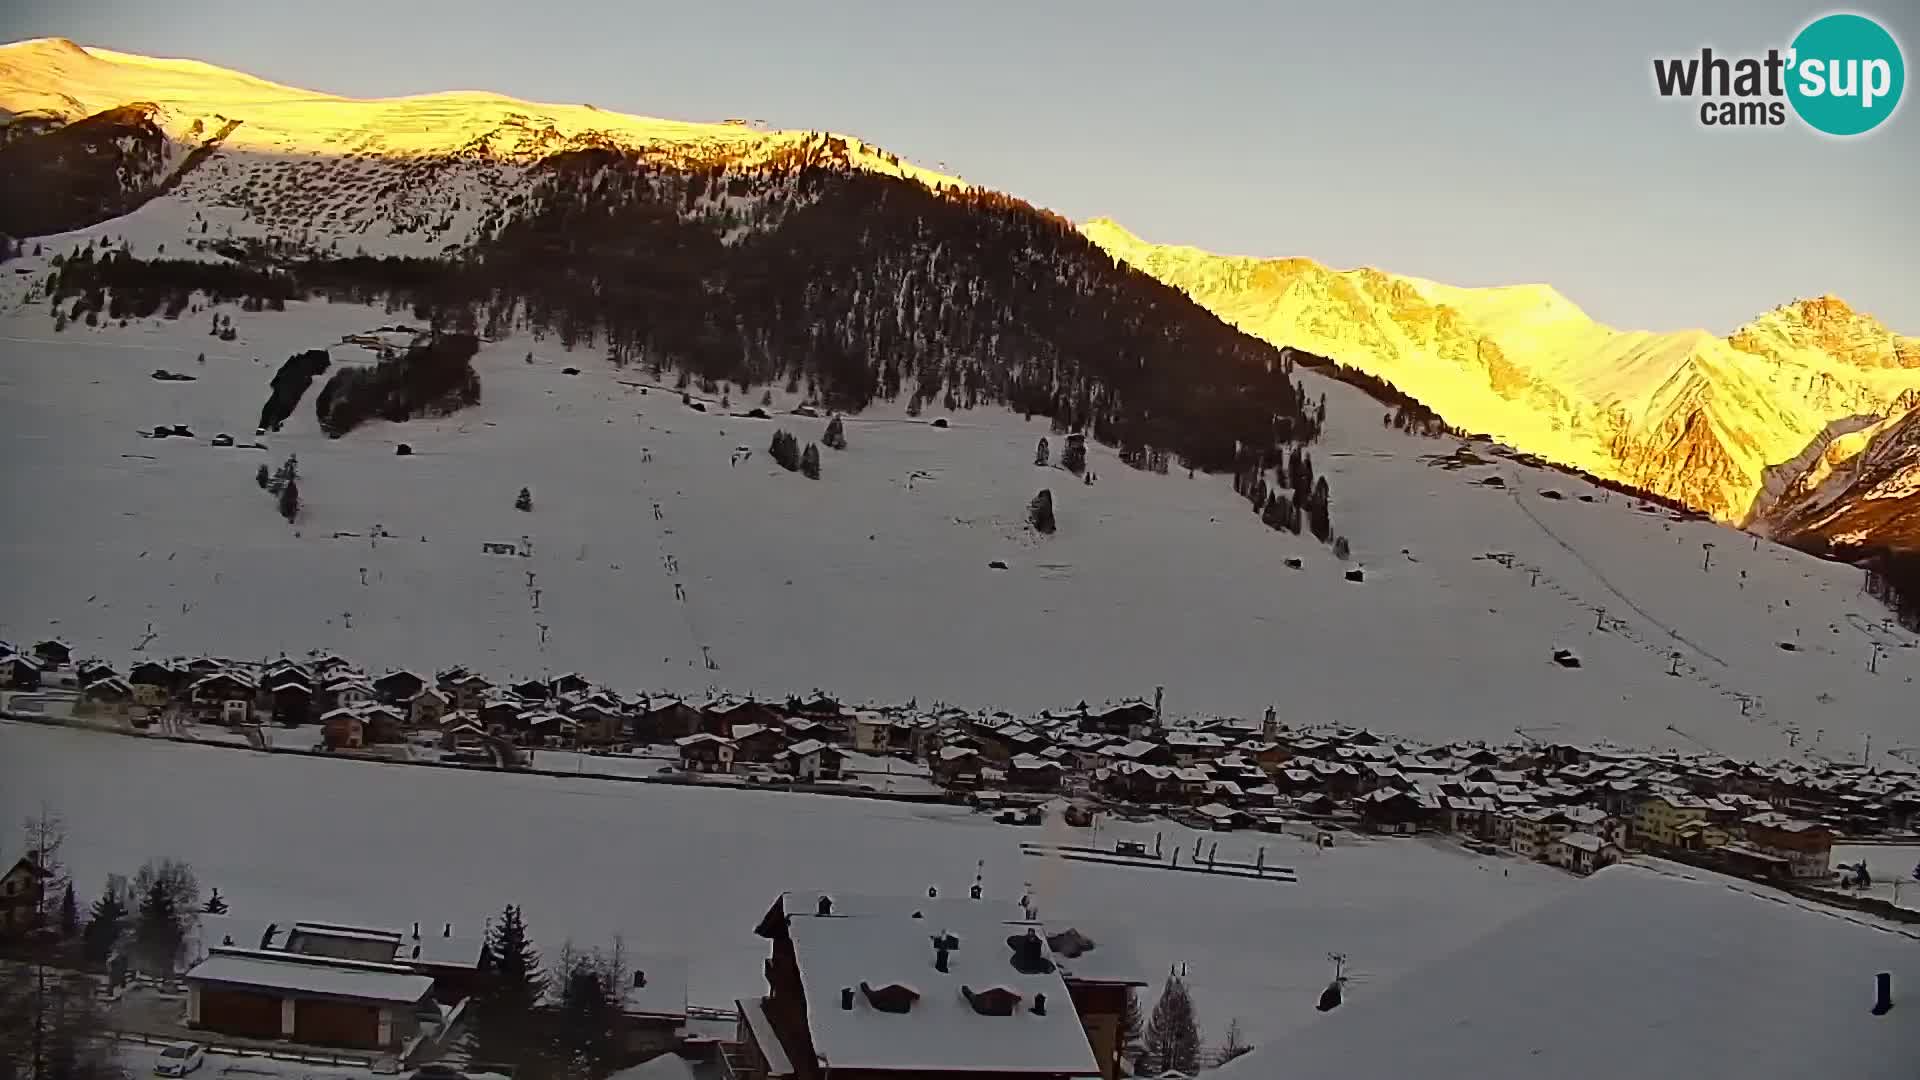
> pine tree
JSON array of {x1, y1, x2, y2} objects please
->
[
  {"x1": 1029, "y1": 489, "x2": 1056, "y2": 534},
  {"x1": 473, "y1": 905, "x2": 546, "y2": 1069},
  {"x1": 1141, "y1": 974, "x2": 1201, "y2": 1075},
  {"x1": 1120, "y1": 988, "x2": 1144, "y2": 1067},
  {"x1": 1332, "y1": 535, "x2": 1351, "y2": 561},
  {"x1": 800, "y1": 442, "x2": 822, "y2": 479},
  {"x1": 255, "y1": 463, "x2": 269, "y2": 489},
  {"x1": 202, "y1": 888, "x2": 228, "y2": 915},
  {"x1": 1292, "y1": 450, "x2": 1313, "y2": 508},
  {"x1": 1035, "y1": 437, "x2": 1050, "y2": 467},
  {"x1": 549, "y1": 949, "x2": 619, "y2": 1080},
  {"x1": 770, "y1": 430, "x2": 801, "y2": 472},
  {"x1": 1062, "y1": 435, "x2": 1086, "y2": 476},
  {"x1": 83, "y1": 886, "x2": 126, "y2": 967},
  {"x1": 58, "y1": 882, "x2": 78, "y2": 938},
  {"x1": 135, "y1": 878, "x2": 182, "y2": 975},
  {"x1": 823, "y1": 416, "x2": 847, "y2": 450},
  {"x1": 515, "y1": 486, "x2": 533, "y2": 512},
  {"x1": 1309, "y1": 476, "x2": 1332, "y2": 542},
  {"x1": 278, "y1": 477, "x2": 300, "y2": 522}
]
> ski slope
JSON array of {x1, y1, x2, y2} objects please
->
[
  {"x1": 0, "y1": 720, "x2": 1575, "y2": 1045},
  {"x1": 0, "y1": 298, "x2": 1913, "y2": 761}
]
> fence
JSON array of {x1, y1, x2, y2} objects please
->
[{"x1": 110, "y1": 1029, "x2": 376, "y2": 1068}]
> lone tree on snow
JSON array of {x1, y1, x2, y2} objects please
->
[
  {"x1": 255, "y1": 463, "x2": 270, "y2": 489},
  {"x1": 1140, "y1": 973, "x2": 1201, "y2": 1076},
  {"x1": 473, "y1": 904, "x2": 546, "y2": 1069},
  {"x1": 1061, "y1": 434, "x2": 1087, "y2": 476},
  {"x1": 1029, "y1": 489, "x2": 1056, "y2": 534},
  {"x1": 1035, "y1": 437, "x2": 1050, "y2": 467},
  {"x1": 515, "y1": 487, "x2": 533, "y2": 513},
  {"x1": 203, "y1": 887, "x2": 228, "y2": 915},
  {"x1": 800, "y1": 443, "x2": 822, "y2": 479},
  {"x1": 823, "y1": 416, "x2": 848, "y2": 450},
  {"x1": 278, "y1": 477, "x2": 300, "y2": 522},
  {"x1": 1332, "y1": 535, "x2": 1351, "y2": 560},
  {"x1": 770, "y1": 429, "x2": 801, "y2": 472}
]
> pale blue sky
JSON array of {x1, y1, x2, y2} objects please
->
[{"x1": 6, "y1": 0, "x2": 1916, "y2": 333}]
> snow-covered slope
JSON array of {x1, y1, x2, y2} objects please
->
[
  {"x1": 2, "y1": 298, "x2": 1914, "y2": 765},
  {"x1": 0, "y1": 37, "x2": 963, "y2": 255},
  {"x1": 1081, "y1": 219, "x2": 1920, "y2": 535}
]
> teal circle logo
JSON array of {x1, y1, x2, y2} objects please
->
[{"x1": 1787, "y1": 13, "x2": 1904, "y2": 135}]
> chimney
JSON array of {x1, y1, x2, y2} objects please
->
[
  {"x1": 1153, "y1": 686, "x2": 1164, "y2": 723},
  {"x1": 1873, "y1": 972, "x2": 1893, "y2": 1016},
  {"x1": 444, "y1": 923, "x2": 452, "y2": 938},
  {"x1": 1033, "y1": 992, "x2": 1047, "y2": 1016},
  {"x1": 412, "y1": 921, "x2": 420, "y2": 939},
  {"x1": 817, "y1": 895, "x2": 834, "y2": 917},
  {"x1": 634, "y1": 970, "x2": 648, "y2": 989},
  {"x1": 840, "y1": 987, "x2": 855, "y2": 1010},
  {"x1": 1263, "y1": 705, "x2": 1277, "y2": 738},
  {"x1": 935, "y1": 940, "x2": 950, "y2": 973}
]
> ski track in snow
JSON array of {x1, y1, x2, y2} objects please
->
[{"x1": 0, "y1": 298, "x2": 1914, "y2": 764}]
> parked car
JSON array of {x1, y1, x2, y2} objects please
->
[{"x1": 154, "y1": 1042, "x2": 204, "y2": 1077}]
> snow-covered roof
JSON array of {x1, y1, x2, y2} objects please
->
[
  {"x1": 786, "y1": 738, "x2": 828, "y2": 758},
  {"x1": 783, "y1": 905, "x2": 1100, "y2": 1075},
  {"x1": 185, "y1": 948, "x2": 434, "y2": 1004},
  {"x1": 676, "y1": 733, "x2": 730, "y2": 747},
  {"x1": 1551, "y1": 832, "x2": 1608, "y2": 854},
  {"x1": 619, "y1": 951, "x2": 689, "y2": 1019},
  {"x1": 1234, "y1": 865, "x2": 1918, "y2": 1079},
  {"x1": 607, "y1": 1053, "x2": 697, "y2": 1080},
  {"x1": 740, "y1": 997, "x2": 795, "y2": 1077}
]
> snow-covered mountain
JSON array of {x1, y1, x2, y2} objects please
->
[
  {"x1": 0, "y1": 37, "x2": 961, "y2": 250},
  {"x1": 1081, "y1": 219, "x2": 1920, "y2": 542}
]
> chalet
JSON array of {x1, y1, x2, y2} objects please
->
[
  {"x1": 704, "y1": 696, "x2": 782, "y2": 737},
  {"x1": 551, "y1": 672, "x2": 593, "y2": 697},
  {"x1": 321, "y1": 709, "x2": 365, "y2": 750},
  {"x1": 851, "y1": 711, "x2": 891, "y2": 754},
  {"x1": 1634, "y1": 793, "x2": 1714, "y2": 848},
  {"x1": 0, "y1": 853, "x2": 49, "y2": 938},
  {"x1": 128, "y1": 660, "x2": 181, "y2": 695},
  {"x1": 1164, "y1": 730, "x2": 1230, "y2": 765},
  {"x1": 77, "y1": 676, "x2": 134, "y2": 719},
  {"x1": 678, "y1": 733, "x2": 735, "y2": 773},
  {"x1": 523, "y1": 711, "x2": 580, "y2": 747},
  {"x1": 359, "y1": 704, "x2": 406, "y2": 744},
  {"x1": 1360, "y1": 788, "x2": 1433, "y2": 834},
  {"x1": 1078, "y1": 700, "x2": 1156, "y2": 738},
  {"x1": 309, "y1": 653, "x2": 357, "y2": 679},
  {"x1": 732, "y1": 724, "x2": 787, "y2": 764},
  {"x1": 1099, "y1": 763, "x2": 1174, "y2": 803},
  {"x1": 442, "y1": 672, "x2": 492, "y2": 712},
  {"x1": 30, "y1": 639, "x2": 72, "y2": 668},
  {"x1": 1240, "y1": 782, "x2": 1281, "y2": 808},
  {"x1": 1104, "y1": 740, "x2": 1174, "y2": 768},
  {"x1": 408, "y1": 687, "x2": 448, "y2": 730},
  {"x1": 563, "y1": 701, "x2": 621, "y2": 746},
  {"x1": 1546, "y1": 832, "x2": 1622, "y2": 875},
  {"x1": 75, "y1": 659, "x2": 116, "y2": 686},
  {"x1": 479, "y1": 696, "x2": 527, "y2": 734},
  {"x1": 932, "y1": 744, "x2": 985, "y2": 787},
  {"x1": 1, "y1": 653, "x2": 43, "y2": 690},
  {"x1": 619, "y1": 697, "x2": 686, "y2": 741},
  {"x1": 440, "y1": 717, "x2": 487, "y2": 753},
  {"x1": 190, "y1": 671, "x2": 257, "y2": 719},
  {"x1": 184, "y1": 947, "x2": 434, "y2": 1050},
  {"x1": 268, "y1": 680, "x2": 314, "y2": 726},
  {"x1": 510, "y1": 678, "x2": 553, "y2": 702},
  {"x1": 777, "y1": 739, "x2": 843, "y2": 782},
  {"x1": 1007, "y1": 754, "x2": 1066, "y2": 792},
  {"x1": 1193, "y1": 802, "x2": 1253, "y2": 831},
  {"x1": 1738, "y1": 814, "x2": 1833, "y2": 880},
  {"x1": 783, "y1": 717, "x2": 832, "y2": 744},
  {"x1": 319, "y1": 676, "x2": 374, "y2": 715},
  {"x1": 373, "y1": 670, "x2": 426, "y2": 705},
  {"x1": 741, "y1": 893, "x2": 1103, "y2": 1080}
]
